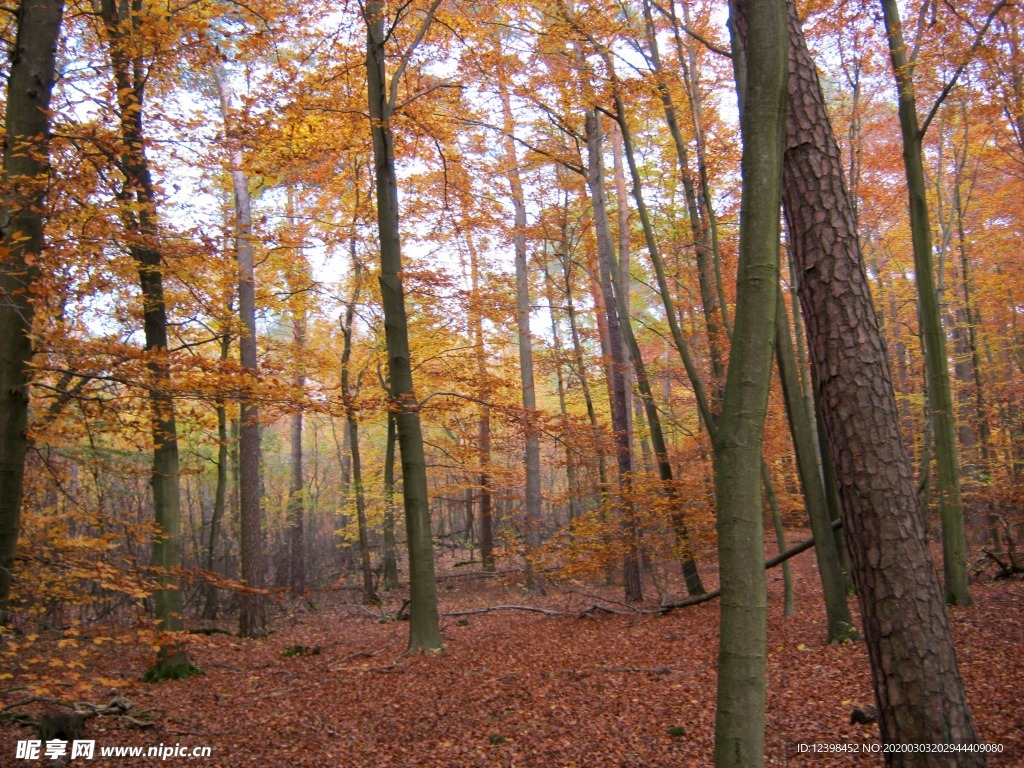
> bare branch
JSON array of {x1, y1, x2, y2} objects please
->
[{"x1": 387, "y1": 0, "x2": 444, "y2": 112}]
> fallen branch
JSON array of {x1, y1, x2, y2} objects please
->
[
  {"x1": 565, "y1": 665, "x2": 674, "y2": 678},
  {"x1": 654, "y1": 519, "x2": 843, "y2": 615},
  {"x1": 443, "y1": 605, "x2": 564, "y2": 618}
]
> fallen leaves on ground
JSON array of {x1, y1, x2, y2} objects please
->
[{"x1": 2, "y1": 546, "x2": 1021, "y2": 767}]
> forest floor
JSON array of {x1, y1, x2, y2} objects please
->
[{"x1": 2, "y1": 538, "x2": 1023, "y2": 767}]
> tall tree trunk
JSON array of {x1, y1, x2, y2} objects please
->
[
  {"x1": 642, "y1": 0, "x2": 727, "y2": 405},
  {"x1": 202, "y1": 334, "x2": 231, "y2": 620},
  {"x1": 98, "y1": 0, "x2": 193, "y2": 674},
  {"x1": 879, "y1": 0, "x2": 972, "y2": 606},
  {"x1": 364, "y1": 0, "x2": 442, "y2": 652},
  {"x1": 585, "y1": 109, "x2": 643, "y2": 604},
  {"x1": 381, "y1": 412, "x2": 400, "y2": 589},
  {"x1": 286, "y1": 186, "x2": 307, "y2": 593},
  {"x1": 775, "y1": 285, "x2": 858, "y2": 640},
  {"x1": 0, "y1": 0, "x2": 64, "y2": 625},
  {"x1": 781, "y1": 0, "x2": 983, "y2": 759},
  {"x1": 543, "y1": 261, "x2": 582, "y2": 525},
  {"x1": 340, "y1": 257, "x2": 378, "y2": 605},
  {"x1": 466, "y1": 238, "x2": 495, "y2": 571},
  {"x1": 559, "y1": 232, "x2": 609, "y2": 503},
  {"x1": 761, "y1": 461, "x2": 794, "y2": 616},
  {"x1": 713, "y1": 0, "x2": 787, "y2": 762},
  {"x1": 212, "y1": 58, "x2": 266, "y2": 639},
  {"x1": 497, "y1": 80, "x2": 544, "y2": 594}
]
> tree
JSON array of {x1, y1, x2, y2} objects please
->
[
  {"x1": 878, "y1": 0, "x2": 970, "y2": 606},
  {"x1": 496, "y1": 70, "x2": 544, "y2": 594},
  {"x1": 781, "y1": 0, "x2": 984, "y2": 759},
  {"x1": 364, "y1": 0, "x2": 443, "y2": 653},
  {"x1": 0, "y1": 0, "x2": 65, "y2": 626},
  {"x1": 713, "y1": 0, "x2": 788, "y2": 763},
  {"x1": 212, "y1": 55, "x2": 267, "y2": 639},
  {"x1": 96, "y1": 0, "x2": 195, "y2": 677},
  {"x1": 584, "y1": 107, "x2": 643, "y2": 604}
]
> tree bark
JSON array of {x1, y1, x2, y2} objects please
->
[
  {"x1": 713, "y1": 0, "x2": 787, "y2": 762},
  {"x1": 782, "y1": 0, "x2": 983, "y2": 759},
  {"x1": 365, "y1": 0, "x2": 442, "y2": 652},
  {"x1": 340, "y1": 257, "x2": 378, "y2": 605},
  {"x1": 0, "y1": 0, "x2": 64, "y2": 625},
  {"x1": 879, "y1": 0, "x2": 972, "y2": 606},
  {"x1": 286, "y1": 186, "x2": 307, "y2": 593},
  {"x1": 585, "y1": 109, "x2": 643, "y2": 604},
  {"x1": 212, "y1": 58, "x2": 266, "y2": 639},
  {"x1": 466, "y1": 237, "x2": 495, "y2": 571},
  {"x1": 98, "y1": 0, "x2": 193, "y2": 673},
  {"x1": 497, "y1": 79, "x2": 544, "y2": 595},
  {"x1": 775, "y1": 284, "x2": 858, "y2": 640},
  {"x1": 202, "y1": 334, "x2": 231, "y2": 620},
  {"x1": 381, "y1": 412, "x2": 400, "y2": 590}
]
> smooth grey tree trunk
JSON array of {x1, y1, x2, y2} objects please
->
[
  {"x1": 497, "y1": 80, "x2": 544, "y2": 594},
  {"x1": 202, "y1": 334, "x2": 231, "y2": 620},
  {"x1": 585, "y1": 109, "x2": 644, "y2": 604},
  {"x1": 213, "y1": 58, "x2": 266, "y2": 639},
  {"x1": 381, "y1": 413, "x2": 400, "y2": 590},
  {"x1": 340, "y1": 256, "x2": 378, "y2": 605}
]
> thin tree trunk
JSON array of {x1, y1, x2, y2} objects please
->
[
  {"x1": 202, "y1": 334, "x2": 231, "y2": 620},
  {"x1": 381, "y1": 412, "x2": 400, "y2": 589},
  {"x1": 543, "y1": 261, "x2": 582, "y2": 524},
  {"x1": 642, "y1": 0, "x2": 726, "y2": 405},
  {"x1": 212, "y1": 57, "x2": 266, "y2": 638},
  {"x1": 761, "y1": 462, "x2": 794, "y2": 616},
  {"x1": 585, "y1": 109, "x2": 643, "y2": 604},
  {"x1": 557, "y1": 208, "x2": 608, "y2": 509},
  {"x1": 713, "y1": 0, "x2": 787, "y2": 761},
  {"x1": 466, "y1": 238, "x2": 495, "y2": 571},
  {"x1": 0, "y1": 0, "x2": 64, "y2": 625},
  {"x1": 340, "y1": 256, "x2": 378, "y2": 605},
  {"x1": 365, "y1": 0, "x2": 442, "y2": 652},
  {"x1": 879, "y1": 0, "x2": 971, "y2": 606},
  {"x1": 776, "y1": 284, "x2": 858, "y2": 640},
  {"x1": 497, "y1": 80, "x2": 544, "y2": 594},
  {"x1": 98, "y1": 0, "x2": 193, "y2": 672},
  {"x1": 286, "y1": 186, "x2": 307, "y2": 593}
]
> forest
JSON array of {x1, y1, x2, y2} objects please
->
[{"x1": 1, "y1": 0, "x2": 1023, "y2": 765}]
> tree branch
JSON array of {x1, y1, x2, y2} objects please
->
[{"x1": 918, "y1": 0, "x2": 1009, "y2": 139}]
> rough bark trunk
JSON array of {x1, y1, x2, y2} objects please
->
[
  {"x1": 0, "y1": 0, "x2": 64, "y2": 625},
  {"x1": 782, "y1": 0, "x2": 983, "y2": 759}
]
